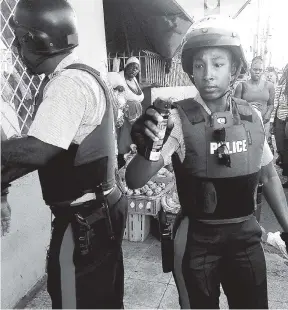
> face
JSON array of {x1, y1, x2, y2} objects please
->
[
  {"x1": 125, "y1": 63, "x2": 140, "y2": 79},
  {"x1": 192, "y1": 47, "x2": 236, "y2": 101},
  {"x1": 250, "y1": 60, "x2": 263, "y2": 81},
  {"x1": 12, "y1": 35, "x2": 43, "y2": 75}
]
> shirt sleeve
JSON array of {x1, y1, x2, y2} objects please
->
[
  {"x1": 253, "y1": 108, "x2": 274, "y2": 166},
  {"x1": 28, "y1": 75, "x2": 86, "y2": 150}
]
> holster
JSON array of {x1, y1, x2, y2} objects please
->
[
  {"x1": 51, "y1": 185, "x2": 122, "y2": 266},
  {"x1": 158, "y1": 208, "x2": 175, "y2": 273}
]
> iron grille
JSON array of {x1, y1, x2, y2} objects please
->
[
  {"x1": 107, "y1": 50, "x2": 192, "y2": 87},
  {"x1": 1, "y1": 0, "x2": 43, "y2": 137}
]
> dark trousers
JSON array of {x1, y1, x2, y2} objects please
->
[
  {"x1": 274, "y1": 116, "x2": 288, "y2": 176},
  {"x1": 47, "y1": 192, "x2": 127, "y2": 309},
  {"x1": 173, "y1": 216, "x2": 268, "y2": 309}
]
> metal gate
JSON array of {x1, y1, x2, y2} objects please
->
[
  {"x1": 1, "y1": 0, "x2": 43, "y2": 137},
  {"x1": 107, "y1": 50, "x2": 192, "y2": 87}
]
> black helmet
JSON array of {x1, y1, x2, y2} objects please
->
[
  {"x1": 182, "y1": 16, "x2": 248, "y2": 78},
  {"x1": 9, "y1": 0, "x2": 78, "y2": 55}
]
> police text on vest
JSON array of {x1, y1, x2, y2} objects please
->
[{"x1": 210, "y1": 140, "x2": 248, "y2": 155}]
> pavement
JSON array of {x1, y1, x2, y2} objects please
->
[
  {"x1": 23, "y1": 233, "x2": 288, "y2": 310},
  {"x1": 22, "y1": 147, "x2": 288, "y2": 309}
]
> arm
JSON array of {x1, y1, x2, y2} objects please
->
[
  {"x1": 263, "y1": 83, "x2": 275, "y2": 123},
  {"x1": 2, "y1": 73, "x2": 89, "y2": 184},
  {"x1": 1, "y1": 136, "x2": 64, "y2": 184},
  {"x1": 260, "y1": 161, "x2": 288, "y2": 232},
  {"x1": 125, "y1": 106, "x2": 177, "y2": 189},
  {"x1": 233, "y1": 83, "x2": 243, "y2": 98},
  {"x1": 125, "y1": 154, "x2": 164, "y2": 189}
]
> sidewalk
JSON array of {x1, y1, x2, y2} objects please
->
[{"x1": 24, "y1": 236, "x2": 288, "y2": 309}]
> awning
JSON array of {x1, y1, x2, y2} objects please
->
[{"x1": 103, "y1": 0, "x2": 193, "y2": 59}]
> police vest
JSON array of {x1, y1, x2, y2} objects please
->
[
  {"x1": 172, "y1": 97, "x2": 265, "y2": 220},
  {"x1": 38, "y1": 64, "x2": 116, "y2": 205}
]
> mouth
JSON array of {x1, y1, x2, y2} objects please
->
[{"x1": 203, "y1": 86, "x2": 218, "y2": 92}]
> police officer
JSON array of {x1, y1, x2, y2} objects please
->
[
  {"x1": 126, "y1": 16, "x2": 288, "y2": 309},
  {"x1": 1, "y1": 0, "x2": 127, "y2": 308}
]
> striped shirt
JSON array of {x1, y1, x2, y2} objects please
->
[
  {"x1": 275, "y1": 84, "x2": 288, "y2": 121},
  {"x1": 161, "y1": 93, "x2": 273, "y2": 167},
  {"x1": 28, "y1": 51, "x2": 107, "y2": 149}
]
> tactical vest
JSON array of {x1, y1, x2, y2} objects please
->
[
  {"x1": 38, "y1": 64, "x2": 116, "y2": 205},
  {"x1": 172, "y1": 97, "x2": 265, "y2": 220}
]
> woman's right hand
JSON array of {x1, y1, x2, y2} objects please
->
[{"x1": 131, "y1": 107, "x2": 174, "y2": 153}]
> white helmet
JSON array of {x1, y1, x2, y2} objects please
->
[{"x1": 182, "y1": 15, "x2": 248, "y2": 79}]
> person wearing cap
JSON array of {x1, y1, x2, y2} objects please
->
[
  {"x1": 108, "y1": 57, "x2": 144, "y2": 168},
  {"x1": 1, "y1": 0, "x2": 127, "y2": 308},
  {"x1": 125, "y1": 16, "x2": 288, "y2": 309}
]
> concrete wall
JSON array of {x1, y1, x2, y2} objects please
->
[
  {"x1": 69, "y1": 0, "x2": 108, "y2": 75},
  {"x1": 1, "y1": 1, "x2": 107, "y2": 308}
]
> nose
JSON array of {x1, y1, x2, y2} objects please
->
[{"x1": 203, "y1": 65, "x2": 214, "y2": 81}]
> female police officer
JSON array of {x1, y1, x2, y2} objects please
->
[
  {"x1": 1, "y1": 0, "x2": 127, "y2": 308},
  {"x1": 126, "y1": 16, "x2": 288, "y2": 309}
]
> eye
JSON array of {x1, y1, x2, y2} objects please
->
[
  {"x1": 194, "y1": 64, "x2": 203, "y2": 69},
  {"x1": 215, "y1": 63, "x2": 224, "y2": 68}
]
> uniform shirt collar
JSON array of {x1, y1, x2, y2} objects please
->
[
  {"x1": 48, "y1": 50, "x2": 79, "y2": 79},
  {"x1": 194, "y1": 92, "x2": 232, "y2": 115}
]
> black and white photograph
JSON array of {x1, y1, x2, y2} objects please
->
[{"x1": 1, "y1": 0, "x2": 288, "y2": 309}]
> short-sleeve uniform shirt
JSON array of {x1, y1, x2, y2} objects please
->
[{"x1": 28, "y1": 51, "x2": 107, "y2": 149}]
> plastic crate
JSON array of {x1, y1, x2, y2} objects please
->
[
  {"x1": 127, "y1": 181, "x2": 175, "y2": 216},
  {"x1": 123, "y1": 213, "x2": 151, "y2": 242}
]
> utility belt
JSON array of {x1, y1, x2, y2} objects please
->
[{"x1": 50, "y1": 185, "x2": 123, "y2": 259}]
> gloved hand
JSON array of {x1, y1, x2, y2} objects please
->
[{"x1": 131, "y1": 106, "x2": 174, "y2": 158}]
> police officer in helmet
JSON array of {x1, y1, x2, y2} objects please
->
[
  {"x1": 126, "y1": 16, "x2": 288, "y2": 309},
  {"x1": 1, "y1": 0, "x2": 127, "y2": 308}
]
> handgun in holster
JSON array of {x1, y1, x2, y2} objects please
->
[
  {"x1": 72, "y1": 184, "x2": 115, "y2": 258},
  {"x1": 158, "y1": 208, "x2": 174, "y2": 273}
]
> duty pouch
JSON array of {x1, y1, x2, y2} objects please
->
[{"x1": 158, "y1": 208, "x2": 174, "y2": 273}]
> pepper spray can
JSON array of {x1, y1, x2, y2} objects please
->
[{"x1": 144, "y1": 98, "x2": 172, "y2": 161}]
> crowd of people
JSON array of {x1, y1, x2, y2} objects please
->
[{"x1": 1, "y1": 0, "x2": 288, "y2": 309}]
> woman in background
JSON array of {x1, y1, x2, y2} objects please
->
[
  {"x1": 108, "y1": 57, "x2": 144, "y2": 168},
  {"x1": 234, "y1": 56, "x2": 275, "y2": 151}
]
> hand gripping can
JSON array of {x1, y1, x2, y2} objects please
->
[{"x1": 144, "y1": 98, "x2": 172, "y2": 161}]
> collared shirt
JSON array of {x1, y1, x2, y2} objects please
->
[
  {"x1": 28, "y1": 51, "x2": 106, "y2": 149},
  {"x1": 161, "y1": 94, "x2": 273, "y2": 167}
]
